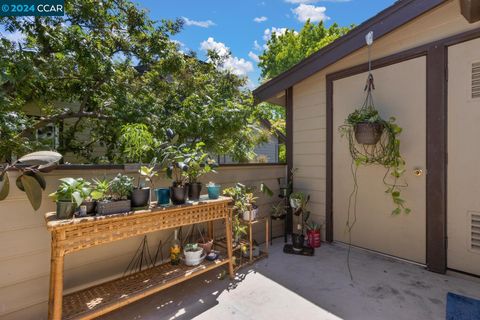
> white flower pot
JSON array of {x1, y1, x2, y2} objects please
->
[
  {"x1": 184, "y1": 248, "x2": 205, "y2": 266},
  {"x1": 243, "y1": 207, "x2": 259, "y2": 221}
]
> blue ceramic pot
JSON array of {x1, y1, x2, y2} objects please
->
[
  {"x1": 155, "y1": 188, "x2": 170, "y2": 206},
  {"x1": 207, "y1": 185, "x2": 221, "y2": 199}
]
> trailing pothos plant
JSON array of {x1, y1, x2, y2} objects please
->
[
  {"x1": 0, "y1": 151, "x2": 62, "y2": 210},
  {"x1": 339, "y1": 76, "x2": 410, "y2": 215}
]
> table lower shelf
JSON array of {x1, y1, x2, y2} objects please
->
[{"x1": 62, "y1": 257, "x2": 230, "y2": 320}]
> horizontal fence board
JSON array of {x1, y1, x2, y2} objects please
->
[{"x1": 0, "y1": 165, "x2": 286, "y2": 318}]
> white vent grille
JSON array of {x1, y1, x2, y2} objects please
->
[
  {"x1": 472, "y1": 62, "x2": 480, "y2": 99},
  {"x1": 472, "y1": 212, "x2": 480, "y2": 251}
]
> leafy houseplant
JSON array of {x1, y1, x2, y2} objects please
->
[
  {"x1": 223, "y1": 183, "x2": 257, "y2": 242},
  {"x1": 339, "y1": 71, "x2": 409, "y2": 280},
  {"x1": 346, "y1": 108, "x2": 384, "y2": 145},
  {"x1": 339, "y1": 109, "x2": 409, "y2": 215},
  {"x1": 161, "y1": 130, "x2": 189, "y2": 205},
  {"x1": 183, "y1": 142, "x2": 217, "y2": 201},
  {"x1": 0, "y1": 151, "x2": 62, "y2": 211},
  {"x1": 49, "y1": 178, "x2": 91, "y2": 219},
  {"x1": 119, "y1": 124, "x2": 161, "y2": 208},
  {"x1": 131, "y1": 164, "x2": 158, "y2": 208},
  {"x1": 96, "y1": 174, "x2": 134, "y2": 215},
  {"x1": 289, "y1": 192, "x2": 311, "y2": 251}
]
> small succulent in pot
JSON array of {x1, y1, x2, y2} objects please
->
[
  {"x1": 183, "y1": 142, "x2": 217, "y2": 201},
  {"x1": 306, "y1": 220, "x2": 322, "y2": 248},
  {"x1": 49, "y1": 178, "x2": 91, "y2": 219},
  {"x1": 109, "y1": 174, "x2": 134, "y2": 200}
]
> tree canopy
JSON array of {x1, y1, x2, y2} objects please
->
[
  {"x1": 257, "y1": 20, "x2": 353, "y2": 163},
  {"x1": 259, "y1": 20, "x2": 353, "y2": 81},
  {"x1": 0, "y1": 0, "x2": 267, "y2": 163}
]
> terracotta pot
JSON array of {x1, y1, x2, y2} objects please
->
[
  {"x1": 197, "y1": 238, "x2": 213, "y2": 253},
  {"x1": 307, "y1": 230, "x2": 321, "y2": 248},
  {"x1": 354, "y1": 122, "x2": 384, "y2": 145}
]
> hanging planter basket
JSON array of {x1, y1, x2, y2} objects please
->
[{"x1": 354, "y1": 122, "x2": 384, "y2": 145}]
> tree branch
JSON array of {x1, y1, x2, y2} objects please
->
[{"x1": 19, "y1": 111, "x2": 111, "y2": 138}]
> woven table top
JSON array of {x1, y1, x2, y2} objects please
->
[{"x1": 45, "y1": 195, "x2": 232, "y2": 231}]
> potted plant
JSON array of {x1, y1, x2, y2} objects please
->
[
  {"x1": 223, "y1": 183, "x2": 258, "y2": 221},
  {"x1": 183, "y1": 243, "x2": 205, "y2": 266},
  {"x1": 339, "y1": 74, "x2": 409, "y2": 215},
  {"x1": 160, "y1": 130, "x2": 189, "y2": 205},
  {"x1": 132, "y1": 164, "x2": 158, "y2": 208},
  {"x1": 241, "y1": 240, "x2": 260, "y2": 258},
  {"x1": 197, "y1": 235, "x2": 214, "y2": 253},
  {"x1": 270, "y1": 201, "x2": 286, "y2": 220},
  {"x1": 183, "y1": 142, "x2": 217, "y2": 201},
  {"x1": 81, "y1": 178, "x2": 109, "y2": 215},
  {"x1": 49, "y1": 178, "x2": 91, "y2": 219},
  {"x1": 289, "y1": 192, "x2": 311, "y2": 252},
  {"x1": 223, "y1": 183, "x2": 255, "y2": 245},
  {"x1": 346, "y1": 108, "x2": 384, "y2": 145},
  {"x1": 96, "y1": 174, "x2": 134, "y2": 215},
  {"x1": 306, "y1": 221, "x2": 322, "y2": 248},
  {"x1": 207, "y1": 182, "x2": 221, "y2": 200}
]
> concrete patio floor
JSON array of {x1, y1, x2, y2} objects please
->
[{"x1": 100, "y1": 240, "x2": 480, "y2": 320}]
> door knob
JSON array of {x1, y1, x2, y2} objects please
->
[{"x1": 413, "y1": 168, "x2": 424, "y2": 176}]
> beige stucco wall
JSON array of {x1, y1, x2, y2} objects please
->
[
  {"x1": 0, "y1": 164, "x2": 286, "y2": 319},
  {"x1": 291, "y1": 0, "x2": 480, "y2": 239}
]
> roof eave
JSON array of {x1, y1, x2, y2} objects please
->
[{"x1": 253, "y1": 0, "x2": 446, "y2": 102}]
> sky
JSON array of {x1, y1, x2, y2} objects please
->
[{"x1": 135, "y1": 0, "x2": 396, "y2": 88}]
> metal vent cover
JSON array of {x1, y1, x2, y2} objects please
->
[
  {"x1": 472, "y1": 212, "x2": 480, "y2": 252},
  {"x1": 472, "y1": 62, "x2": 480, "y2": 99}
]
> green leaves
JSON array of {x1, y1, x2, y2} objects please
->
[
  {"x1": 0, "y1": 173, "x2": 10, "y2": 201},
  {"x1": 259, "y1": 21, "x2": 353, "y2": 80},
  {"x1": 340, "y1": 108, "x2": 410, "y2": 215},
  {"x1": 20, "y1": 175, "x2": 42, "y2": 211},
  {"x1": 119, "y1": 124, "x2": 154, "y2": 163},
  {"x1": 49, "y1": 177, "x2": 91, "y2": 208},
  {"x1": 17, "y1": 151, "x2": 62, "y2": 166}
]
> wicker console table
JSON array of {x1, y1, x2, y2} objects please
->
[{"x1": 44, "y1": 196, "x2": 234, "y2": 320}]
